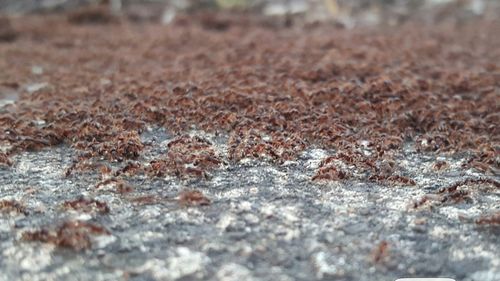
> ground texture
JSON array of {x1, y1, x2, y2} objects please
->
[{"x1": 0, "y1": 12, "x2": 499, "y2": 281}]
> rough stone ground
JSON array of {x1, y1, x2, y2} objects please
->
[
  {"x1": 0, "y1": 12, "x2": 499, "y2": 281},
  {"x1": 0, "y1": 128, "x2": 499, "y2": 281}
]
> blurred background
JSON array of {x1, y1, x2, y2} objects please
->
[
  {"x1": 0, "y1": 0, "x2": 499, "y2": 27},
  {"x1": 0, "y1": 0, "x2": 500, "y2": 28}
]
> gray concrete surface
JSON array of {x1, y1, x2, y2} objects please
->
[{"x1": 0, "y1": 127, "x2": 498, "y2": 281}]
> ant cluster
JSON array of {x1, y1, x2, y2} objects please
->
[
  {"x1": 0, "y1": 153, "x2": 12, "y2": 167},
  {"x1": 62, "y1": 197, "x2": 110, "y2": 214},
  {"x1": 177, "y1": 190, "x2": 210, "y2": 207},
  {"x1": 413, "y1": 178, "x2": 499, "y2": 209},
  {"x1": 432, "y1": 160, "x2": 449, "y2": 171},
  {"x1": 313, "y1": 151, "x2": 415, "y2": 186},
  {"x1": 475, "y1": 212, "x2": 500, "y2": 226},
  {"x1": 228, "y1": 128, "x2": 306, "y2": 163},
  {"x1": 0, "y1": 200, "x2": 28, "y2": 215},
  {"x1": 125, "y1": 189, "x2": 211, "y2": 207},
  {"x1": 22, "y1": 220, "x2": 110, "y2": 251},
  {"x1": 129, "y1": 195, "x2": 160, "y2": 206},
  {"x1": 0, "y1": 16, "x2": 17, "y2": 42},
  {"x1": 95, "y1": 178, "x2": 134, "y2": 194},
  {"x1": 146, "y1": 135, "x2": 222, "y2": 179}
]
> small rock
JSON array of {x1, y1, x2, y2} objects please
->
[{"x1": 216, "y1": 263, "x2": 255, "y2": 281}]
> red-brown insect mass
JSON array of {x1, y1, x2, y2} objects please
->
[
  {"x1": 62, "y1": 197, "x2": 110, "y2": 214},
  {"x1": 475, "y1": 212, "x2": 500, "y2": 226},
  {"x1": 0, "y1": 16, "x2": 17, "y2": 42},
  {"x1": 146, "y1": 135, "x2": 221, "y2": 179},
  {"x1": 0, "y1": 153, "x2": 12, "y2": 167},
  {"x1": 0, "y1": 200, "x2": 28, "y2": 215},
  {"x1": 178, "y1": 190, "x2": 211, "y2": 207},
  {"x1": 413, "y1": 178, "x2": 499, "y2": 209},
  {"x1": 0, "y1": 14, "x2": 498, "y2": 186},
  {"x1": 22, "y1": 220, "x2": 110, "y2": 251}
]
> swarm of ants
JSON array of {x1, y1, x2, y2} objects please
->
[{"x1": 0, "y1": 15, "x2": 498, "y2": 200}]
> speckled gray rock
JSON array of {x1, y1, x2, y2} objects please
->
[{"x1": 0, "y1": 128, "x2": 499, "y2": 281}]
